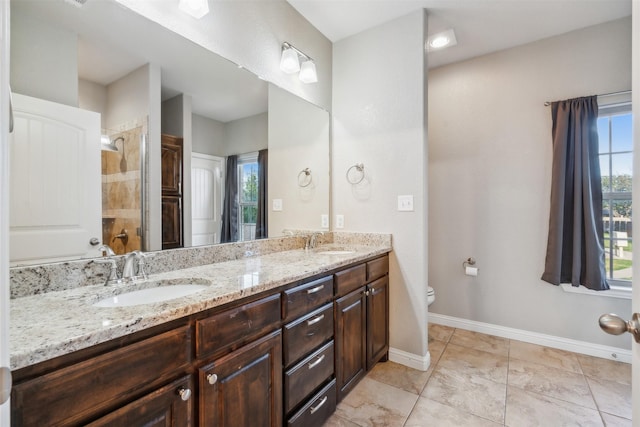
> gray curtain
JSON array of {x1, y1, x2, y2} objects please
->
[
  {"x1": 255, "y1": 149, "x2": 268, "y2": 239},
  {"x1": 220, "y1": 155, "x2": 238, "y2": 243},
  {"x1": 541, "y1": 96, "x2": 608, "y2": 290}
]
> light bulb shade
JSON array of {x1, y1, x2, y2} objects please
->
[
  {"x1": 299, "y1": 60, "x2": 318, "y2": 84},
  {"x1": 179, "y1": 0, "x2": 209, "y2": 19},
  {"x1": 280, "y1": 47, "x2": 300, "y2": 74}
]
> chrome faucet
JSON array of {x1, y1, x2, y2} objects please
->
[
  {"x1": 306, "y1": 232, "x2": 324, "y2": 250},
  {"x1": 95, "y1": 245, "x2": 121, "y2": 285},
  {"x1": 122, "y1": 250, "x2": 150, "y2": 281}
]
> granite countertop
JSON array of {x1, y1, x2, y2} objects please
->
[{"x1": 10, "y1": 244, "x2": 390, "y2": 371}]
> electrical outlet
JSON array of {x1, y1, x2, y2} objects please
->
[
  {"x1": 321, "y1": 214, "x2": 329, "y2": 228},
  {"x1": 272, "y1": 199, "x2": 283, "y2": 211},
  {"x1": 397, "y1": 195, "x2": 414, "y2": 211},
  {"x1": 336, "y1": 214, "x2": 344, "y2": 229}
]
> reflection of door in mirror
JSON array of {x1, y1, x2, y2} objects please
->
[
  {"x1": 10, "y1": 94, "x2": 102, "y2": 265},
  {"x1": 162, "y1": 134, "x2": 184, "y2": 249},
  {"x1": 191, "y1": 153, "x2": 224, "y2": 246},
  {"x1": 101, "y1": 128, "x2": 143, "y2": 255}
]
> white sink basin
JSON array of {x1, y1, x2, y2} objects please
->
[
  {"x1": 316, "y1": 250, "x2": 356, "y2": 255},
  {"x1": 94, "y1": 284, "x2": 208, "y2": 308}
]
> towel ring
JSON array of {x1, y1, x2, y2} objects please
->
[
  {"x1": 298, "y1": 168, "x2": 312, "y2": 187},
  {"x1": 346, "y1": 163, "x2": 365, "y2": 184}
]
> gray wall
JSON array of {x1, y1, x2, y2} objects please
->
[
  {"x1": 333, "y1": 10, "x2": 429, "y2": 365},
  {"x1": 10, "y1": 9, "x2": 77, "y2": 106},
  {"x1": 428, "y1": 17, "x2": 632, "y2": 349},
  {"x1": 192, "y1": 114, "x2": 225, "y2": 156},
  {"x1": 225, "y1": 113, "x2": 268, "y2": 156}
]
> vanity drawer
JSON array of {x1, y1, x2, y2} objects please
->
[
  {"x1": 196, "y1": 293, "x2": 281, "y2": 359},
  {"x1": 287, "y1": 379, "x2": 337, "y2": 427},
  {"x1": 367, "y1": 256, "x2": 389, "y2": 282},
  {"x1": 11, "y1": 326, "x2": 192, "y2": 427},
  {"x1": 334, "y1": 263, "x2": 366, "y2": 296},
  {"x1": 283, "y1": 303, "x2": 333, "y2": 367},
  {"x1": 284, "y1": 340, "x2": 334, "y2": 413},
  {"x1": 283, "y1": 276, "x2": 333, "y2": 322}
]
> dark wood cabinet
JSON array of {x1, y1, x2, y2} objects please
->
[
  {"x1": 11, "y1": 254, "x2": 389, "y2": 427},
  {"x1": 335, "y1": 286, "x2": 367, "y2": 401},
  {"x1": 367, "y1": 276, "x2": 389, "y2": 370},
  {"x1": 162, "y1": 196, "x2": 183, "y2": 249},
  {"x1": 11, "y1": 326, "x2": 192, "y2": 426},
  {"x1": 162, "y1": 134, "x2": 183, "y2": 249},
  {"x1": 199, "y1": 330, "x2": 283, "y2": 427},
  {"x1": 334, "y1": 255, "x2": 389, "y2": 400},
  {"x1": 86, "y1": 376, "x2": 194, "y2": 427}
]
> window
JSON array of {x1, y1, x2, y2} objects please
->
[
  {"x1": 237, "y1": 154, "x2": 259, "y2": 241},
  {"x1": 598, "y1": 104, "x2": 632, "y2": 288}
]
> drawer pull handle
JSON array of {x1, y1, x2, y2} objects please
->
[
  {"x1": 207, "y1": 373, "x2": 218, "y2": 385},
  {"x1": 177, "y1": 387, "x2": 192, "y2": 401},
  {"x1": 310, "y1": 396, "x2": 328, "y2": 415},
  {"x1": 307, "y1": 314, "x2": 325, "y2": 326},
  {"x1": 306, "y1": 284, "x2": 325, "y2": 294},
  {"x1": 308, "y1": 354, "x2": 326, "y2": 369}
]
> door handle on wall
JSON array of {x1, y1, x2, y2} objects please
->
[
  {"x1": 599, "y1": 313, "x2": 640, "y2": 343},
  {"x1": 0, "y1": 366, "x2": 11, "y2": 405}
]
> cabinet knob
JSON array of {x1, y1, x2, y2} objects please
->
[
  {"x1": 177, "y1": 387, "x2": 191, "y2": 401},
  {"x1": 207, "y1": 373, "x2": 218, "y2": 385}
]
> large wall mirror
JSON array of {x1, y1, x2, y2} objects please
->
[{"x1": 9, "y1": 0, "x2": 329, "y2": 266}]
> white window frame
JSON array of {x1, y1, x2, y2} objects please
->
[
  {"x1": 237, "y1": 152, "x2": 259, "y2": 242},
  {"x1": 598, "y1": 100, "x2": 632, "y2": 291}
]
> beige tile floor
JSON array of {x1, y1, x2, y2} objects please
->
[{"x1": 324, "y1": 324, "x2": 632, "y2": 427}]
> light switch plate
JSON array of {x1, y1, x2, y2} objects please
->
[
  {"x1": 321, "y1": 214, "x2": 329, "y2": 228},
  {"x1": 272, "y1": 199, "x2": 283, "y2": 211},
  {"x1": 336, "y1": 214, "x2": 344, "y2": 229},
  {"x1": 397, "y1": 195, "x2": 414, "y2": 211}
]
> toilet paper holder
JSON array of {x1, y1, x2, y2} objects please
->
[{"x1": 462, "y1": 257, "x2": 477, "y2": 270}]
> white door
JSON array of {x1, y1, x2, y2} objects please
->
[
  {"x1": 191, "y1": 153, "x2": 224, "y2": 246},
  {"x1": 1, "y1": 1, "x2": 11, "y2": 423},
  {"x1": 9, "y1": 93, "x2": 101, "y2": 264}
]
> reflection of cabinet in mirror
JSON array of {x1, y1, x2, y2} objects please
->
[{"x1": 161, "y1": 135, "x2": 184, "y2": 249}]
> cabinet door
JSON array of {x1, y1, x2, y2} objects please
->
[
  {"x1": 199, "y1": 330, "x2": 282, "y2": 427},
  {"x1": 367, "y1": 276, "x2": 389, "y2": 370},
  {"x1": 334, "y1": 287, "x2": 366, "y2": 401},
  {"x1": 161, "y1": 135, "x2": 183, "y2": 195},
  {"x1": 86, "y1": 376, "x2": 193, "y2": 427},
  {"x1": 162, "y1": 196, "x2": 183, "y2": 249}
]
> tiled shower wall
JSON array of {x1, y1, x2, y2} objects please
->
[{"x1": 101, "y1": 125, "x2": 144, "y2": 255}]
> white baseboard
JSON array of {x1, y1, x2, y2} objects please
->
[
  {"x1": 389, "y1": 347, "x2": 431, "y2": 371},
  {"x1": 429, "y1": 313, "x2": 632, "y2": 364}
]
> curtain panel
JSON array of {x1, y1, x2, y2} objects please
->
[
  {"x1": 541, "y1": 96, "x2": 608, "y2": 291},
  {"x1": 220, "y1": 155, "x2": 238, "y2": 243},
  {"x1": 255, "y1": 149, "x2": 268, "y2": 239}
]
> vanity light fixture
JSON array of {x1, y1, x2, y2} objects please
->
[
  {"x1": 178, "y1": 0, "x2": 209, "y2": 19},
  {"x1": 427, "y1": 29, "x2": 457, "y2": 51},
  {"x1": 280, "y1": 42, "x2": 318, "y2": 84}
]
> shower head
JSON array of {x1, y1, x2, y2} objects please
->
[{"x1": 101, "y1": 136, "x2": 124, "y2": 152}]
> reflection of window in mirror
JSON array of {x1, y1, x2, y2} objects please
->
[{"x1": 238, "y1": 153, "x2": 259, "y2": 241}]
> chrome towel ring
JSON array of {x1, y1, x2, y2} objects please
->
[
  {"x1": 298, "y1": 168, "x2": 312, "y2": 187},
  {"x1": 346, "y1": 163, "x2": 365, "y2": 184}
]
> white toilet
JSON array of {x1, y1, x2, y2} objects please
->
[{"x1": 427, "y1": 286, "x2": 435, "y2": 306}]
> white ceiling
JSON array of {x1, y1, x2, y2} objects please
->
[{"x1": 286, "y1": 0, "x2": 632, "y2": 69}]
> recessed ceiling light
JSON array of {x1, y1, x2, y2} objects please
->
[
  {"x1": 427, "y1": 29, "x2": 457, "y2": 51},
  {"x1": 178, "y1": 0, "x2": 209, "y2": 19}
]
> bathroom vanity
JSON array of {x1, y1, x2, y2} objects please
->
[{"x1": 9, "y1": 241, "x2": 390, "y2": 426}]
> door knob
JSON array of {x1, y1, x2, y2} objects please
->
[{"x1": 599, "y1": 313, "x2": 640, "y2": 343}]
